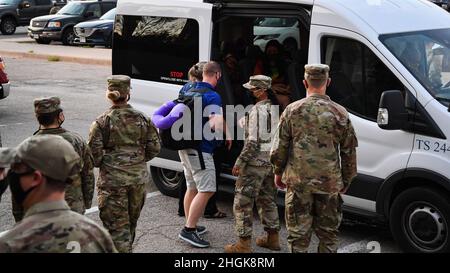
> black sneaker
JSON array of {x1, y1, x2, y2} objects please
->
[
  {"x1": 196, "y1": 225, "x2": 207, "y2": 235},
  {"x1": 179, "y1": 229, "x2": 210, "y2": 248}
]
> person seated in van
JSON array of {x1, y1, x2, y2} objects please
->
[
  {"x1": 425, "y1": 40, "x2": 443, "y2": 89},
  {"x1": 224, "y1": 52, "x2": 248, "y2": 106},
  {"x1": 176, "y1": 62, "x2": 227, "y2": 219},
  {"x1": 254, "y1": 40, "x2": 292, "y2": 109},
  {"x1": 400, "y1": 45, "x2": 437, "y2": 92},
  {"x1": 225, "y1": 75, "x2": 281, "y2": 253}
]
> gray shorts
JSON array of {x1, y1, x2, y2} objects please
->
[{"x1": 178, "y1": 149, "x2": 216, "y2": 193}]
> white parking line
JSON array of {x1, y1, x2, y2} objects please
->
[{"x1": 0, "y1": 191, "x2": 162, "y2": 236}]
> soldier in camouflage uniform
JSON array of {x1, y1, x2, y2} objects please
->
[
  {"x1": 225, "y1": 75, "x2": 280, "y2": 253},
  {"x1": 11, "y1": 97, "x2": 95, "y2": 222},
  {"x1": 0, "y1": 135, "x2": 117, "y2": 253},
  {"x1": 88, "y1": 75, "x2": 161, "y2": 253},
  {"x1": 270, "y1": 64, "x2": 358, "y2": 253}
]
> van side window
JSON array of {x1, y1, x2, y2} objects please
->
[
  {"x1": 321, "y1": 37, "x2": 405, "y2": 120},
  {"x1": 112, "y1": 16, "x2": 199, "y2": 85}
]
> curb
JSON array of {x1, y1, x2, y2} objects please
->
[{"x1": 0, "y1": 50, "x2": 111, "y2": 66}]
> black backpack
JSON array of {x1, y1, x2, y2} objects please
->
[{"x1": 159, "y1": 88, "x2": 210, "y2": 168}]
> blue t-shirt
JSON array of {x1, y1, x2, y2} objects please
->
[{"x1": 179, "y1": 82, "x2": 222, "y2": 153}]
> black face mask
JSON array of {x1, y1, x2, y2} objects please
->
[{"x1": 7, "y1": 171, "x2": 37, "y2": 205}]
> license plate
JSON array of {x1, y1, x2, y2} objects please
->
[{"x1": 80, "y1": 37, "x2": 86, "y2": 43}]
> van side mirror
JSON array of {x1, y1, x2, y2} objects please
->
[
  {"x1": 21, "y1": 1, "x2": 31, "y2": 8},
  {"x1": 85, "y1": 11, "x2": 95, "y2": 18},
  {"x1": 377, "y1": 90, "x2": 408, "y2": 130}
]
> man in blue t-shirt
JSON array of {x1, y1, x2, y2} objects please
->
[{"x1": 178, "y1": 61, "x2": 232, "y2": 248}]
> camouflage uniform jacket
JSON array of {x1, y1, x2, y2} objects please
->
[
  {"x1": 35, "y1": 128, "x2": 95, "y2": 212},
  {"x1": 88, "y1": 104, "x2": 161, "y2": 188},
  {"x1": 0, "y1": 200, "x2": 118, "y2": 253},
  {"x1": 270, "y1": 94, "x2": 358, "y2": 193},
  {"x1": 235, "y1": 99, "x2": 276, "y2": 168}
]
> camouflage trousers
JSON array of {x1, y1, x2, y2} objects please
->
[
  {"x1": 285, "y1": 186, "x2": 343, "y2": 253},
  {"x1": 98, "y1": 183, "x2": 146, "y2": 253},
  {"x1": 233, "y1": 165, "x2": 280, "y2": 238},
  {"x1": 11, "y1": 183, "x2": 86, "y2": 223}
]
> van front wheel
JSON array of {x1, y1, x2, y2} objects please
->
[
  {"x1": 150, "y1": 166, "x2": 184, "y2": 198},
  {"x1": 390, "y1": 187, "x2": 450, "y2": 253}
]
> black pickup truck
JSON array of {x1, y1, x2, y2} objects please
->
[
  {"x1": 0, "y1": 0, "x2": 65, "y2": 35},
  {"x1": 28, "y1": 0, "x2": 115, "y2": 45}
]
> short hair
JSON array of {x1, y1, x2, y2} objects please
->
[
  {"x1": 36, "y1": 109, "x2": 62, "y2": 126},
  {"x1": 44, "y1": 175, "x2": 66, "y2": 192},
  {"x1": 305, "y1": 78, "x2": 328, "y2": 89},
  {"x1": 203, "y1": 61, "x2": 221, "y2": 77}
]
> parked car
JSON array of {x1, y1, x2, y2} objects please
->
[
  {"x1": 74, "y1": 7, "x2": 114, "y2": 47},
  {"x1": 0, "y1": 57, "x2": 9, "y2": 100},
  {"x1": 28, "y1": 0, "x2": 116, "y2": 45},
  {"x1": 0, "y1": 0, "x2": 58, "y2": 35},
  {"x1": 254, "y1": 17, "x2": 300, "y2": 52}
]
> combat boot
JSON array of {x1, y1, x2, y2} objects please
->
[
  {"x1": 224, "y1": 237, "x2": 252, "y2": 253},
  {"x1": 256, "y1": 230, "x2": 281, "y2": 251}
]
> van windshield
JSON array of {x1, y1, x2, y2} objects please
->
[{"x1": 381, "y1": 28, "x2": 450, "y2": 107}]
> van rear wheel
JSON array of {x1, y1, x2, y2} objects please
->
[
  {"x1": 150, "y1": 166, "x2": 184, "y2": 198},
  {"x1": 390, "y1": 187, "x2": 450, "y2": 253}
]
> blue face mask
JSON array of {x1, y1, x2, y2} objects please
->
[{"x1": 7, "y1": 170, "x2": 37, "y2": 205}]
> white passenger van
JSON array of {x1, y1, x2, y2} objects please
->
[{"x1": 113, "y1": 0, "x2": 450, "y2": 252}]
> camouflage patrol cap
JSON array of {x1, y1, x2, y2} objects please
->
[
  {"x1": 243, "y1": 75, "x2": 272, "y2": 90},
  {"x1": 0, "y1": 135, "x2": 80, "y2": 182},
  {"x1": 34, "y1": 96, "x2": 62, "y2": 114},
  {"x1": 304, "y1": 64, "x2": 330, "y2": 80},
  {"x1": 107, "y1": 75, "x2": 131, "y2": 96}
]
